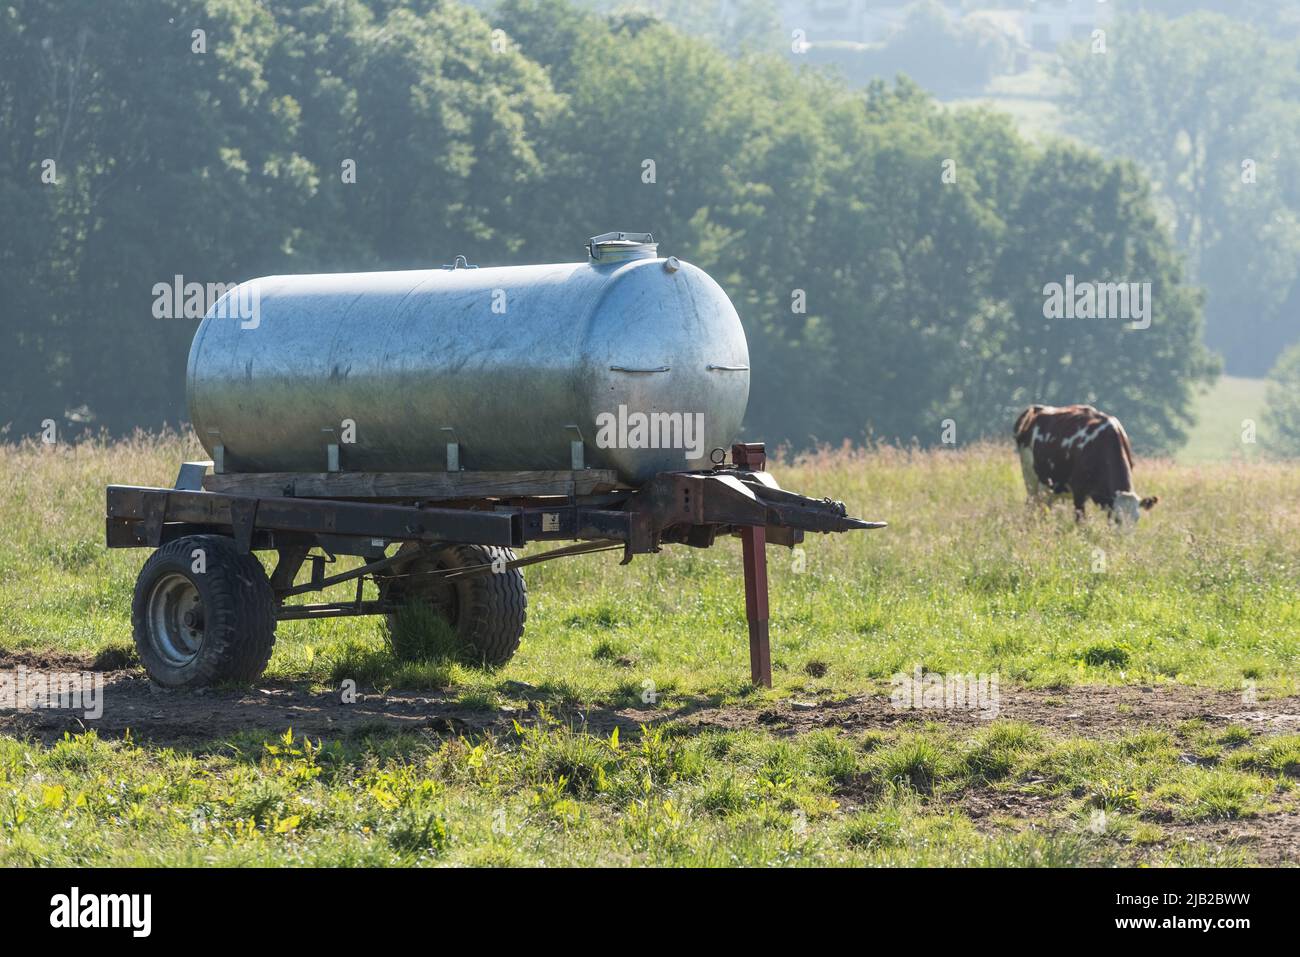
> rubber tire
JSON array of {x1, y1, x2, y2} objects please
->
[
  {"x1": 384, "y1": 543, "x2": 527, "y2": 667},
  {"x1": 131, "y1": 535, "x2": 277, "y2": 688}
]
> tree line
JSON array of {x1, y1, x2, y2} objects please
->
[{"x1": 0, "y1": 0, "x2": 1218, "y2": 455}]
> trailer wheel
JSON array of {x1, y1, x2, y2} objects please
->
[
  {"x1": 131, "y1": 535, "x2": 277, "y2": 688},
  {"x1": 383, "y1": 543, "x2": 526, "y2": 667}
]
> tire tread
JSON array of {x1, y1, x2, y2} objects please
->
[{"x1": 131, "y1": 535, "x2": 277, "y2": 687}]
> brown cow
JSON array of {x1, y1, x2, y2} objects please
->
[{"x1": 1013, "y1": 404, "x2": 1158, "y2": 524}]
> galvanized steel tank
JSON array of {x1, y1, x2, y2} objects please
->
[{"x1": 186, "y1": 233, "x2": 750, "y2": 485}]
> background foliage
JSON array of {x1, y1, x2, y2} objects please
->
[{"x1": 1, "y1": 0, "x2": 1222, "y2": 454}]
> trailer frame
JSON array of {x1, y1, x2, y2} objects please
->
[{"x1": 106, "y1": 443, "x2": 884, "y2": 687}]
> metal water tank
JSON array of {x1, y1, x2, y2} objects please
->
[{"x1": 186, "y1": 233, "x2": 750, "y2": 485}]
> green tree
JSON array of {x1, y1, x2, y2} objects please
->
[
  {"x1": 803, "y1": 0, "x2": 1016, "y2": 96},
  {"x1": 1264, "y1": 343, "x2": 1300, "y2": 455},
  {"x1": 1059, "y1": 12, "x2": 1300, "y2": 375},
  {"x1": 0, "y1": 0, "x2": 314, "y2": 433},
  {"x1": 264, "y1": 0, "x2": 561, "y2": 269},
  {"x1": 0, "y1": 0, "x2": 1220, "y2": 457},
  {"x1": 786, "y1": 79, "x2": 1009, "y2": 445},
  {"x1": 578, "y1": 0, "x2": 783, "y2": 56},
  {"x1": 983, "y1": 144, "x2": 1219, "y2": 452},
  {"x1": 0, "y1": 0, "x2": 559, "y2": 432}
]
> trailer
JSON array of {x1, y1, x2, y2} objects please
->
[
  {"x1": 106, "y1": 233, "x2": 885, "y2": 688},
  {"x1": 106, "y1": 442, "x2": 882, "y2": 688}
]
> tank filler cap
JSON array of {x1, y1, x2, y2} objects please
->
[{"x1": 586, "y1": 231, "x2": 658, "y2": 264}]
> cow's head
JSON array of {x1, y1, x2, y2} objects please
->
[{"x1": 1113, "y1": 491, "x2": 1159, "y2": 526}]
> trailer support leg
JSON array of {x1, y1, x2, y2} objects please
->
[
  {"x1": 732, "y1": 442, "x2": 772, "y2": 687},
  {"x1": 740, "y1": 523, "x2": 771, "y2": 687}
]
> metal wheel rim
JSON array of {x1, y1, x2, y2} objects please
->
[{"x1": 146, "y1": 573, "x2": 206, "y2": 667}]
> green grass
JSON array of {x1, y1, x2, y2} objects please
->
[
  {"x1": 1, "y1": 717, "x2": 1292, "y2": 866},
  {"x1": 4, "y1": 433, "x2": 1296, "y2": 697},
  {"x1": 0, "y1": 432, "x2": 1297, "y2": 865},
  {"x1": 946, "y1": 58, "x2": 1069, "y2": 143},
  {"x1": 1180, "y1": 375, "x2": 1270, "y2": 464}
]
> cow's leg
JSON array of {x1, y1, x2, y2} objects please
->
[
  {"x1": 1073, "y1": 490, "x2": 1088, "y2": 522},
  {"x1": 1018, "y1": 445, "x2": 1039, "y2": 500}
]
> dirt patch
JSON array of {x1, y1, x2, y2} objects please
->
[
  {"x1": 0, "y1": 648, "x2": 126, "y2": 672},
  {"x1": 0, "y1": 671, "x2": 508, "y2": 745},
  {"x1": 955, "y1": 786, "x2": 1064, "y2": 824},
  {"x1": 2, "y1": 662, "x2": 1298, "y2": 748},
  {"x1": 618, "y1": 683, "x2": 1300, "y2": 739},
  {"x1": 956, "y1": 787, "x2": 1300, "y2": 865},
  {"x1": 1145, "y1": 811, "x2": 1300, "y2": 866}
]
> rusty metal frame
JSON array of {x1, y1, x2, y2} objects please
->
[
  {"x1": 105, "y1": 443, "x2": 885, "y2": 685},
  {"x1": 732, "y1": 443, "x2": 772, "y2": 687}
]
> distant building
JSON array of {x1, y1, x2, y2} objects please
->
[{"x1": 1021, "y1": 0, "x2": 1114, "y2": 50}]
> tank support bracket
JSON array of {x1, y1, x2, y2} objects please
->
[{"x1": 229, "y1": 497, "x2": 259, "y2": 554}]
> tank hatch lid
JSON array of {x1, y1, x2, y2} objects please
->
[{"x1": 586, "y1": 231, "x2": 658, "y2": 263}]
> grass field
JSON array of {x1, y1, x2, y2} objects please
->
[
  {"x1": 946, "y1": 59, "x2": 1069, "y2": 143},
  {"x1": 1180, "y1": 376, "x2": 1270, "y2": 464},
  {"x1": 1, "y1": 433, "x2": 1297, "y2": 865}
]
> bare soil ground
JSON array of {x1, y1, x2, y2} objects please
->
[
  {"x1": 4, "y1": 650, "x2": 1298, "y2": 745},
  {"x1": 954, "y1": 786, "x2": 1300, "y2": 866},
  {"x1": 6, "y1": 651, "x2": 1300, "y2": 864}
]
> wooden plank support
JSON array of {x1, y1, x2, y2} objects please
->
[
  {"x1": 106, "y1": 486, "x2": 520, "y2": 548},
  {"x1": 202, "y1": 469, "x2": 622, "y2": 500}
]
